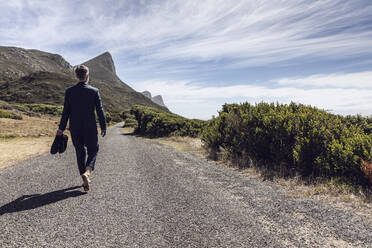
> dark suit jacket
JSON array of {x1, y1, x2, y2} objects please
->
[{"x1": 58, "y1": 82, "x2": 106, "y2": 133}]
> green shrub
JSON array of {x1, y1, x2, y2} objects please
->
[
  {"x1": 120, "y1": 110, "x2": 138, "y2": 128},
  {"x1": 0, "y1": 109, "x2": 22, "y2": 120},
  {"x1": 201, "y1": 102, "x2": 372, "y2": 186},
  {"x1": 124, "y1": 118, "x2": 138, "y2": 128},
  {"x1": 12, "y1": 104, "x2": 29, "y2": 113},
  {"x1": 105, "y1": 112, "x2": 112, "y2": 123},
  {"x1": 130, "y1": 105, "x2": 206, "y2": 137},
  {"x1": 103, "y1": 110, "x2": 121, "y2": 124},
  {"x1": 110, "y1": 112, "x2": 122, "y2": 123},
  {"x1": 343, "y1": 114, "x2": 372, "y2": 135},
  {"x1": 120, "y1": 110, "x2": 132, "y2": 120},
  {"x1": 23, "y1": 104, "x2": 63, "y2": 116}
]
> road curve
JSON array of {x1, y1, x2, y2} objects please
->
[{"x1": 0, "y1": 123, "x2": 371, "y2": 247}]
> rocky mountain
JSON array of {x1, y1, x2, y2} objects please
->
[
  {"x1": 141, "y1": 91, "x2": 167, "y2": 107},
  {"x1": 141, "y1": 91, "x2": 152, "y2": 99},
  {"x1": 152, "y1": 95, "x2": 166, "y2": 107},
  {"x1": 0, "y1": 46, "x2": 168, "y2": 114},
  {"x1": 83, "y1": 52, "x2": 127, "y2": 88},
  {"x1": 86, "y1": 51, "x2": 116, "y2": 74},
  {"x1": 0, "y1": 46, "x2": 73, "y2": 82}
]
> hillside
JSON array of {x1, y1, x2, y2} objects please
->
[
  {"x1": 0, "y1": 46, "x2": 168, "y2": 115},
  {"x1": 0, "y1": 47, "x2": 73, "y2": 82}
]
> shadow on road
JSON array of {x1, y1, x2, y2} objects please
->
[
  {"x1": 0, "y1": 185, "x2": 86, "y2": 215},
  {"x1": 121, "y1": 133, "x2": 136, "y2": 136}
]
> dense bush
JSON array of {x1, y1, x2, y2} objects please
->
[
  {"x1": 105, "y1": 112, "x2": 112, "y2": 123},
  {"x1": 201, "y1": 102, "x2": 372, "y2": 186},
  {"x1": 0, "y1": 109, "x2": 22, "y2": 120},
  {"x1": 343, "y1": 115, "x2": 372, "y2": 135},
  {"x1": 23, "y1": 104, "x2": 63, "y2": 116},
  {"x1": 120, "y1": 110, "x2": 138, "y2": 128},
  {"x1": 130, "y1": 105, "x2": 206, "y2": 137},
  {"x1": 107, "y1": 111, "x2": 122, "y2": 123}
]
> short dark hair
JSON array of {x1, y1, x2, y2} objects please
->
[{"x1": 75, "y1": 65, "x2": 89, "y2": 80}]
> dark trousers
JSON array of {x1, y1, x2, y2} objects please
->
[{"x1": 71, "y1": 129, "x2": 99, "y2": 175}]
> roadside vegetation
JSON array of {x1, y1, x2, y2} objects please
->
[
  {"x1": 0, "y1": 101, "x2": 62, "y2": 117},
  {"x1": 22, "y1": 103, "x2": 63, "y2": 115},
  {"x1": 129, "y1": 105, "x2": 207, "y2": 137},
  {"x1": 125, "y1": 102, "x2": 372, "y2": 194},
  {"x1": 201, "y1": 102, "x2": 372, "y2": 189},
  {"x1": 2, "y1": 97, "x2": 371, "y2": 197},
  {"x1": 0, "y1": 102, "x2": 62, "y2": 139},
  {"x1": 0, "y1": 110, "x2": 59, "y2": 168},
  {"x1": 0, "y1": 109, "x2": 22, "y2": 120},
  {"x1": 0, "y1": 136, "x2": 53, "y2": 168},
  {"x1": 120, "y1": 110, "x2": 138, "y2": 128}
]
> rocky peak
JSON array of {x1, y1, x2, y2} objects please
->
[
  {"x1": 84, "y1": 51, "x2": 116, "y2": 74},
  {"x1": 141, "y1": 91, "x2": 152, "y2": 99},
  {"x1": 141, "y1": 91, "x2": 166, "y2": 108},
  {"x1": 152, "y1": 95, "x2": 165, "y2": 107}
]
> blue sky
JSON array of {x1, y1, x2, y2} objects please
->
[{"x1": 0, "y1": 0, "x2": 371, "y2": 119}]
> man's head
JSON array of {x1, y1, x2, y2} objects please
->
[{"x1": 74, "y1": 65, "x2": 89, "y2": 82}]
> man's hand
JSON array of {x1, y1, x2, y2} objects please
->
[
  {"x1": 56, "y1": 130, "x2": 63, "y2": 136},
  {"x1": 101, "y1": 129, "x2": 106, "y2": 137}
]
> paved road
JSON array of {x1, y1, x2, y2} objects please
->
[{"x1": 0, "y1": 123, "x2": 371, "y2": 247}]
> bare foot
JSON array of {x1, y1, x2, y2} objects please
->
[{"x1": 81, "y1": 174, "x2": 90, "y2": 191}]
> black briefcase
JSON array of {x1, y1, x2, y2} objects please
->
[{"x1": 50, "y1": 134, "x2": 68, "y2": 154}]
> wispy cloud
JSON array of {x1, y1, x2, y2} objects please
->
[
  {"x1": 276, "y1": 71, "x2": 372, "y2": 89},
  {"x1": 1, "y1": 0, "x2": 372, "y2": 67},
  {"x1": 132, "y1": 71, "x2": 372, "y2": 119}
]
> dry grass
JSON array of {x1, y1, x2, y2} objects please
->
[
  {"x1": 121, "y1": 128, "x2": 371, "y2": 218},
  {"x1": 272, "y1": 176, "x2": 372, "y2": 217},
  {"x1": 0, "y1": 136, "x2": 53, "y2": 169},
  {"x1": 0, "y1": 112, "x2": 110, "y2": 169},
  {"x1": 122, "y1": 127, "x2": 135, "y2": 135},
  {"x1": 151, "y1": 136, "x2": 205, "y2": 156},
  {"x1": 155, "y1": 136, "x2": 372, "y2": 214},
  {"x1": 121, "y1": 128, "x2": 205, "y2": 156},
  {"x1": 131, "y1": 130, "x2": 372, "y2": 212},
  {"x1": 0, "y1": 114, "x2": 59, "y2": 137},
  {"x1": 212, "y1": 150, "x2": 372, "y2": 208},
  {"x1": 0, "y1": 114, "x2": 61, "y2": 169},
  {"x1": 239, "y1": 167, "x2": 372, "y2": 218}
]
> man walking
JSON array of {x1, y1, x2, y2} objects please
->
[{"x1": 57, "y1": 65, "x2": 106, "y2": 191}]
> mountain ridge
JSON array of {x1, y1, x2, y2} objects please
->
[
  {"x1": 0, "y1": 46, "x2": 168, "y2": 115},
  {"x1": 0, "y1": 46, "x2": 73, "y2": 82}
]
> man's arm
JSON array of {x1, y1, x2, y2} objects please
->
[
  {"x1": 57, "y1": 90, "x2": 71, "y2": 134},
  {"x1": 95, "y1": 90, "x2": 107, "y2": 136}
]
